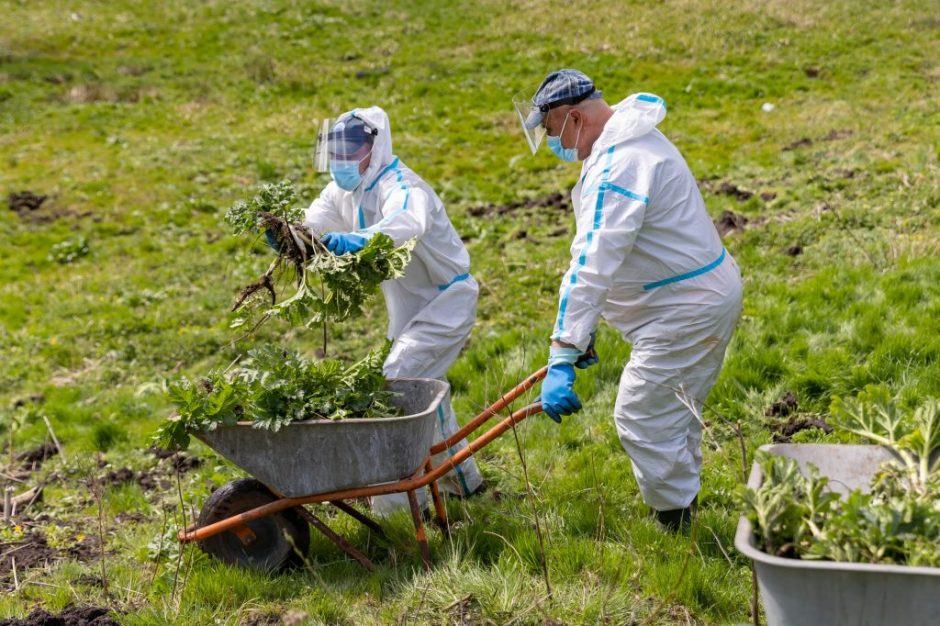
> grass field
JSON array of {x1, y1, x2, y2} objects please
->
[{"x1": 1, "y1": 0, "x2": 938, "y2": 623}]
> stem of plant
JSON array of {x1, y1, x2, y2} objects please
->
[
  {"x1": 320, "y1": 273, "x2": 329, "y2": 357},
  {"x1": 91, "y1": 476, "x2": 110, "y2": 598},
  {"x1": 509, "y1": 418, "x2": 551, "y2": 599},
  {"x1": 170, "y1": 466, "x2": 186, "y2": 605}
]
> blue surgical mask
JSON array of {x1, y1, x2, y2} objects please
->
[
  {"x1": 330, "y1": 159, "x2": 363, "y2": 191},
  {"x1": 547, "y1": 111, "x2": 581, "y2": 162}
]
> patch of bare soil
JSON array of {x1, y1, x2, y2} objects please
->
[
  {"x1": 146, "y1": 447, "x2": 203, "y2": 474},
  {"x1": 467, "y1": 191, "x2": 570, "y2": 217},
  {"x1": 714, "y1": 210, "x2": 748, "y2": 236},
  {"x1": 7, "y1": 191, "x2": 92, "y2": 224},
  {"x1": 715, "y1": 182, "x2": 754, "y2": 201},
  {"x1": 104, "y1": 466, "x2": 171, "y2": 492},
  {"x1": 7, "y1": 191, "x2": 47, "y2": 214},
  {"x1": 0, "y1": 532, "x2": 100, "y2": 590},
  {"x1": 0, "y1": 605, "x2": 119, "y2": 626},
  {"x1": 765, "y1": 391, "x2": 798, "y2": 417},
  {"x1": 772, "y1": 416, "x2": 832, "y2": 443},
  {"x1": 16, "y1": 443, "x2": 58, "y2": 471},
  {"x1": 765, "y1": 393, "x2": 832, "y2": 442},
  {"x1": 238, "y1": 612, "x2": 281, "y2": 626}
]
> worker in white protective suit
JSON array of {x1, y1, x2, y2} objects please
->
[
  {"x1": 297, "y1": 106, "x2": 484, "y2": 516},
  {"x1": 513, "y1": 70, "x2": 742, "y2": 530}
]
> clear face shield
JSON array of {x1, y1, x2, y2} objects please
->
[
  {"x1": 313, "y1": 114, "x2": 376, "y2": 173},
  {"x1": 512, "y1": 90, "x2": 547, "y2": 155}
]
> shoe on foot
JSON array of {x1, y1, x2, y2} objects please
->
[{"x1": 652, "y1": 495, "x2": 698, "y2": 532}]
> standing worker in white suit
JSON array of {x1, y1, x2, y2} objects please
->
[
  {"x1": 513, "y1": 70, "x2": 742, "y2": 530},
  {"x1": 277, "y1": 106, "x2": 485, "y2": 515}
]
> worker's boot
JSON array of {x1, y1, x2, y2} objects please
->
[{"x1": 653, "y1": 495, "x2": 698, "y2": 532}]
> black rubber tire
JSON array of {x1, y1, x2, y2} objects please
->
[{"x1": 197, "y1": 478, "x2": 310, "y2": 572}]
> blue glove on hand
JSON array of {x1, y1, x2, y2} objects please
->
[
  {"x1": 322, "y1": 232, "x2": 368, "y2": 255},
  {"x1": 575, "y1": 330, "x2": 599, "y2": 369},
  {"x1": 264, "y1": 228, "x2": 284, "y2": 253},
  {"x1": 540, "y1": 363, "x2": 582, "y2": 424}
]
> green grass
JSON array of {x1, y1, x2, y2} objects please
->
[{"x1": 1, "y1": 0, "x2": 938, "y2": 623}]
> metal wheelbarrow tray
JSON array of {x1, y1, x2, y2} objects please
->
[
  {"x1": 195, "y1": 378, "x2": 449, "y2": 498},
  {"x1": 179, "y1": 369, "x2": 548, "y2": 572}
]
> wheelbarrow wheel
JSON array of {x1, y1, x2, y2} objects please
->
[{"x1": 197, "y1": 478, "x2": 309, "y2": 572}]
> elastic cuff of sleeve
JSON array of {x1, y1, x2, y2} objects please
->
[{"x1": 548, "y1": 347, "x2": 582, "y2": 367}]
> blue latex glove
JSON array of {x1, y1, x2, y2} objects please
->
[
  {"x1": 575, "y1": 330, "x2": 599, "y2": 369},
  {"x1": 322, "y1": 232, "x2": 368, "y2": 255},
  {"x1": 540, "y1": 363, "x2": 582, "y2": 424},
  {"x1": 264, "y1": 228, "x2": 283, "y2": 253}
]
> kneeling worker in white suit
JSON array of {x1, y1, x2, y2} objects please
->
[
  {"x1": 290, "y1": 106, "x2": 484, "y2": 515},
  {"x1": 514, "y1": 70, "x2": 742, "y2": 530}
]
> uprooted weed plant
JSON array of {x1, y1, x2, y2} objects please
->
[
  {"x1": 225, "y1": 180, "x2": 414, "y2": 332},
  {"x1": 738, "y1": 386, "x2": 940, "y2": 566}
]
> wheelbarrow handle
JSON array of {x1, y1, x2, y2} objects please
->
[{"x1": 430, "y1": 366, "x2": 548, "y2": 455}]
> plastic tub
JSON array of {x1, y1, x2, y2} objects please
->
[{"x1": 734, "y1": 443, "x2": 940, "y2": 626}]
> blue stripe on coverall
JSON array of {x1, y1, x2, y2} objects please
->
[
  {"x1": 358, "y1": 157, "x2": 404, "y2": 229},
  {"x1": 437, "y1": 403, "x2": 471, "y2": 494},
  {"x1": 642, "y1": 248, "x2": 727, "y2": 290},
  {"x1": 360, "y1": 161, "x2": 412, "y2": 234},
  {"x1": 555, "y1": 146, "x2": 651, "y2": 334},
  {"x1": 636, "y1": 93, "x2": 667, "y2": 110}
]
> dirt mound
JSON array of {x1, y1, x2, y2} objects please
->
[
  {"x1": 0, "y1": 605, "x2": 119, "y2": 626},
  {"x1": 765, "y1": 391, "x2": 798, "y2": 417},
  {"x1": 772, "y1": 416, "x2": 833, "y2": 443},
  {"x1": 146, "y1": 447, "x2": 202, "y2": 473},
  {"x1": 1, "y1": 532, "x2": 100, "y2": 589},
  {"x1": 714, "y1": 210, "x2": 748, "y2": 236},
  {"x1": 16, "y1": 443, "x2": 58, "y2": 470},
  {"x1": 467, "y1": 191, "x2": 570, "y2": 217},
  {"x1": 7, "y1": 191, "x2": 47, "y2": 214}
]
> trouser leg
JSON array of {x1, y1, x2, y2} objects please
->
[{"x1": 371, "y1": 280, "x2": 482, "y2": 516}]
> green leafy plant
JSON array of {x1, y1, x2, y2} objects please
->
[
  {"x1": 155, "y1": 342, "x2": 401, "y2": 450},
  {"x1": 226, "y1": 180, "x2": 414, "y2": 338},
  {"x1": 738, "y1": 387, "x2": 940, "y2": 566},
  {"x1": 48, "y1": 236, "x2": 90, "y2": 264},
  {"x1": 263, "y1": 232, "x2": 414, "y2": 327},
  {"x1": 224, "y1": 180, "x2": 301, "y2": 235}
]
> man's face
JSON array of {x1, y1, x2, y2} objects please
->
[
  {"x1": 541, "y1": 105, "x2": 570, "y2": 138},
  {"x1": 542, "y1": 105, "x2": 580, "y2": 149},
  {"x1": 331, "y1": 142, "x2": 373, "y2": 174}
]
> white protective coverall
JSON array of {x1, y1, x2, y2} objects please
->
[
  {"x1": 553, "y1": 94, "x2": 743, "y2": 511},
  {"x1": 302, "y1": 106, "x2": 484, "y2": 515}
]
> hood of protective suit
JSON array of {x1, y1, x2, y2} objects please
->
[
  {"x1": 337, "y1": 106, "x2": 394, "y2": 191},
  {"x1": 591, "y1": 93, "x2": 667, "y2": 156}
]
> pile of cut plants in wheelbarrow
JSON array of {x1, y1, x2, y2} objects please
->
[{"x1": 735, "y1": 386, "x2": 940, "y2": 625}]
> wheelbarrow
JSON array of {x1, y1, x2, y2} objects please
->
[{"x1": 178, "y1": 368, "x2": 547, "y2": 572}]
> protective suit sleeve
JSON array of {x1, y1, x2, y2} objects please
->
[
  {"x1": 362, "y1": 183, "x2": 429, "y2": 246},
  {"x1": 302, "y1": 182, "x2": 350, "y2": 237},
  {"x1": 552, "y1": 150, "x2": 653, "y2": 350}
]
